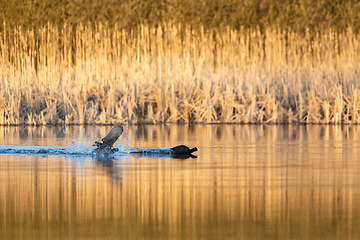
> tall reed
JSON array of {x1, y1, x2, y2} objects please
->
[{"x1": 1, "y1": 23, "x2": 360, "y2": 125}]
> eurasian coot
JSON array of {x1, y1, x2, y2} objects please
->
[{"x1": 171, "y1": 145, "x2": 199, "y2": 154}]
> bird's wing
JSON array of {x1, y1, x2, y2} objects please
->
[{"x1": 101, "y1": 126, "x2": 124, "y2": 147}]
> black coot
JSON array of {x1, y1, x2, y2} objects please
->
[{"x1": 171, "y1": 145, "x2": 199, "y2": 154}]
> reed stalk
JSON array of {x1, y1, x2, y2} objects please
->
[{"x1": 1, "y1": 23, "x2": 360, "y2": 125}]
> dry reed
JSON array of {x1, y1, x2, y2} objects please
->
[{"x1": 1, "y1": 23, "x2": 360, "y2": 125}]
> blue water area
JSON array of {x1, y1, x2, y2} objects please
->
[{"x1": 0, "y1": 144, "x2": 178, "y2": 158}]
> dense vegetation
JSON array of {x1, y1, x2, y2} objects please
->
[
  {"x1": 1, "y1": 1, "x2": 360, "y2": 125},
  {"x1": 1, "y1": 0, "x2": 360, "y2": 33}
]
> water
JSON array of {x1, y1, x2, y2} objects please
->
[{"x1": 1, "y1": 125, "x2": 360, "y2": 240}]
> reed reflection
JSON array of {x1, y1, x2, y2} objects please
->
[{"x1": 0, "y1": 125, "x2": 360, "y2": 239}]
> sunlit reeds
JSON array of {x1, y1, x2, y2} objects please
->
[{"x1": 1, "y1": 23, "x2": 360, "y2": 125}]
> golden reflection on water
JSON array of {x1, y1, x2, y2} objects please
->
[{"x1": 1, "y1": 125, "x2": 360, "y2": 239}]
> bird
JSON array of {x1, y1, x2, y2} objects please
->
[
  {"x1": 170, "y1": 145, "x2": 199, "y2": 155},
  {"x1": 93, "y1": 126, "x2": 199, "y2": 158}
]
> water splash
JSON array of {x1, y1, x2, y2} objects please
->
[
  {"x1": 116, "y1": 126, "x2": 132, "y2": 153},
  {"x1": 0, "y1": 127, "x2": 178, "y2": 157},
  {"x1": 130, "y1": 147, "x2": 172, "y2": 154}
]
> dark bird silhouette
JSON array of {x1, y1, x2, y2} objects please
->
[
  {"x1": 93, "y1": 126, "x2": 199, "y2": 158},
  {"x1": 171, "y1": 145, "x2": 199, "y2": 155},
  {"x1": 93, "y1": 126, "x2": 123, "y2": 154}
]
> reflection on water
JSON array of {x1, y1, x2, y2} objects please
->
[{"x1": 1, "y1": 125, "x2": 360, "y2": 239}]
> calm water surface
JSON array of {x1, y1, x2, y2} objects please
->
[{"x1": 1, "y1": 125, "x2": 360, "y2": 239}]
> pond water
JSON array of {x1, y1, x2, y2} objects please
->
[{"x1": 1, "y1": 125, "x2": 360, "y2": 240}]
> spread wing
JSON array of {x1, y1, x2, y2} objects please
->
[{"x1": 101, "y1": 126, "x2": 124, "y2": 148}]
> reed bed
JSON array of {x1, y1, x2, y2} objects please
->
[{"x1": 1, "y1": 23, "x2": 360, "y2": 125}]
